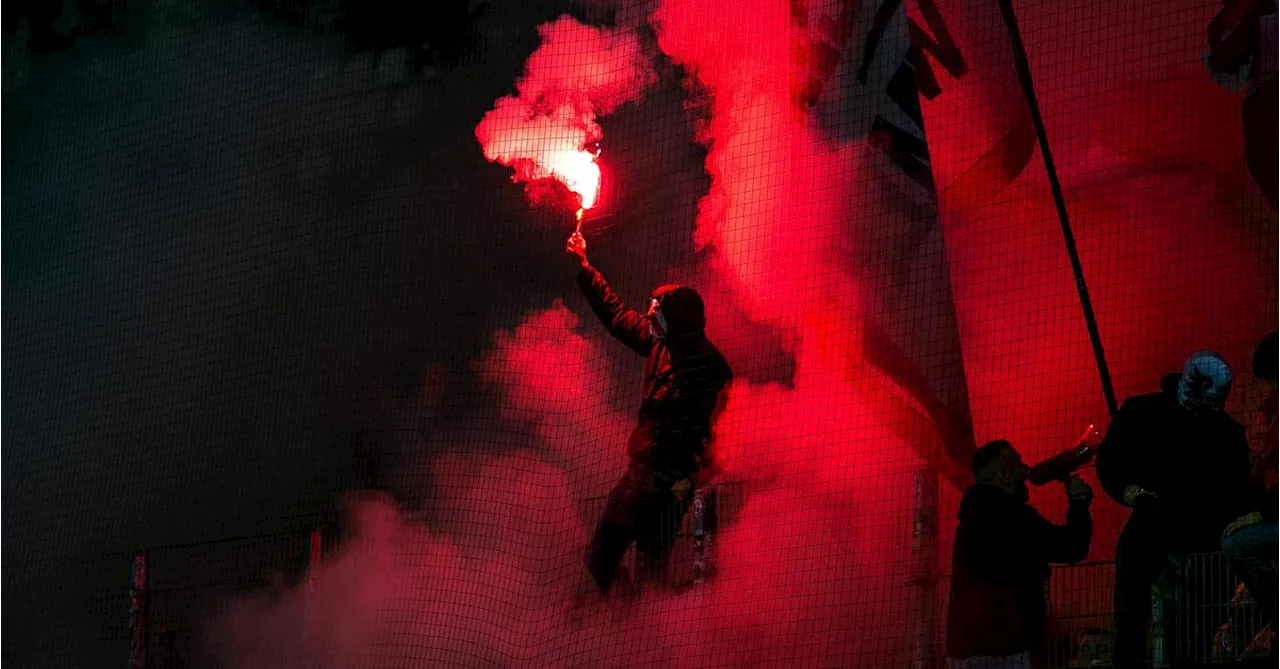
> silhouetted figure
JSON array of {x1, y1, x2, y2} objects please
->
[
  {"x1": 1097, "y1": 351, "x2": 1253, "y2": 668},
  {"x1": 1222, "y1": 332, "x2": 1278, "y2": 629},
  {"x1": 1206, "y1": 0, "x2": 1278, "y2": 210},
  {"x1": 946, "y1": 440, "x2": 1093, "y2": 669},
  {"x1": 565, "y1": 231, "x2": 732, "y2": 595}
]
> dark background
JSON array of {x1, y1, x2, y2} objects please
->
[
  {"x1": 2, "y1": 1, "x2": 723, "y2": 665},
  {"x1": 4, "y1": 1, "x2": 1277, "y2": 667}
]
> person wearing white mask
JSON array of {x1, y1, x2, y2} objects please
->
[
  {"x1": 1097, "y1": 351, "x2": 1253, "y2": 668},
  {"x1": 566, "y1": 231, "x2": 733, "y2": 597}
]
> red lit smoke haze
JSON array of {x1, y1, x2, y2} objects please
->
[
  {"x1": 475, "y1": 16, "x2": 654, "y2": 214},
  {"x1": 210, "y1": 2, "x2": 1276, "y2": 666},
  {"x1": 209, "y1": 301, "x2": 920, "y2": 667}
]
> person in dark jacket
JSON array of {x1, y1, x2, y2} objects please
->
[
  {"x1": 566, "y1": 231, "x2": 733, "y2": 596},
  {"x1": 946, "y1": 440, "x2": 1094, "y2": 669},
  {"x1": 1221, "y1": 331, "x2": 1278, "y2": 628},
  {"x1": 1097, "y1": 350, "x2": 1253, "y2": 669}
]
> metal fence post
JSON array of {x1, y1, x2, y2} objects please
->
[
  {"x1": 128, "y1": 551, "x2": 148, "y2": 669},
  {"x1": 692, "y1": 489, "x2": 707, "y2": 585},
  {"x1": 1152, "y1": 586, "x2": 1165, "y2": 668}
]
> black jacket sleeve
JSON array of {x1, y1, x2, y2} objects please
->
[
  {"x1": 1096, "y1": 399, "x2": 1142, "y2": 505},
  {"x1": 1036, "y1": 502, "x2": 1092, "y2": 565},
  {"x1": 576, "y1": 265, "x2": 654, "y2": 356}
]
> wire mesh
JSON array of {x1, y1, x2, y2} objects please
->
[{"x1": 3, "y1": 0, "x2": 1276, "y2": 667}]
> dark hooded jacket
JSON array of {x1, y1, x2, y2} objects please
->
[
  {"x1": 1095, "y1": 389, "x2": 1252, "y2": 551},
  {"x1": 946, "y1": 484, "x2": 1092, "y2": 663},
  {"x1": 578, "y1": 265, "x2": 733, "y2": 474}
]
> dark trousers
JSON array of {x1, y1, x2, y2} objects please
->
[
  {"x1": 1223, "y1": 522, "x2": 1279, "y2": 624},
  {"x1": 586, "y1": 459, "x2": 694, "y2": 594},
  {"x1": 1113, "y1": 519, "x2": 1234, "y2": 668},
  {"x1": 1113, "y1": 521, "x2": 1171, "y2": 669}
]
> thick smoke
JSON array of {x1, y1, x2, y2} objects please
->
[
  {"x1": 211, "y1": 3, "x2": 934, "y2": 667},
  {"x1": 475, "y1": 16, "x2": 656, "y2": 211},
  {"x1": 210, "y1": 300, "x2": 923, "y2": 667},
  {"x1": 474, "y1": 303, "x2": 633, "y2": 503},
  {"x1": 205, "y1": 1, "x2": 1276, "y2": 668},
  {"x1": 651, "y1": 0, "x2": 866, "y2": 332}
]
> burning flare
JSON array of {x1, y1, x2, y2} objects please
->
[
  {"x1": 552, "y1": 145, "x2": 602, "y2": 223},
  {"x1": 473, "y1": 16, "x2": 648, "y2": 227}
]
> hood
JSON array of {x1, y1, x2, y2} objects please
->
[{"x1": 651, "y1": 284, "x2": 706, "y2": 336}]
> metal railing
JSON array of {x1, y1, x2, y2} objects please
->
[
  {"x1": 585, "y1": 480, "x2": 749, "y2": 591},
  {"x1": 112, "y1": 487, "x2": 1270, "y2": 668},
  {"x1": 1011, "y1": 553, "x2": 1267, "y2": 669}
]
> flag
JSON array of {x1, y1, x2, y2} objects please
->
[
  {"x1": 794, "y1": 7, "x2": 981, "y2": 664},
  {"x1": 796, "y1": 0, "x2": 979, "y2": 489},
  {"x1": 904, "y1": 0, "x2": 1038, "y2": 209}
]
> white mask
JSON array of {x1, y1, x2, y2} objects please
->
[
  {"x1": 650, "y1": 310, "x2": 667, "y2": 339},
  {"x1": 1177, "y1": 350, "x2": 1233, "y2": 412},
  {"x1": 648, "y1": 298, "x2": 667, "y2": 339}
]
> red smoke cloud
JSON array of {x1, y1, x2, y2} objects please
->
[
  {"x1": 919, "y1": 0, "x2": 1277, "y2": 557},
  {"x1": 210, "y1": 4, "x2": 944, "y2": 666},
  {"x1": 475, "y1": 303, "x2": 633, "y2": 501},
  {"x1": 475, "y1": 16, "x2": 655, "y2": 216},
  {"x1": 209, "y1": 293, "x2": 927, "y2": 666},
  {"x1": 652, "y1": 0, "x2": 864, "y2": 331},
  {"x1": 209, "y1": 1, "x2": 1276, "y2": 666}
]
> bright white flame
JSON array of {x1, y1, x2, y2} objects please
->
[{"x1": 550, "y1": 150, "x2": 601, "y2": 211}]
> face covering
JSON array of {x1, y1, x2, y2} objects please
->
[
  {"x1": 1177, "y1": 350, "x2": 1233, "y2": 413},
  {"x1": 649, "y1": 302, "x2": 668, "y2": 339}
]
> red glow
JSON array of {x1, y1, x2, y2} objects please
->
[
  {"x1": 475, "y1": 16, "x2": 646, "y2": 222},
  {"x1": 213, "y1": 2, "x2": 1277, "y2": 667},
  {"x1": 550, "y1": 149, "x2": 600, "y2": 213}
]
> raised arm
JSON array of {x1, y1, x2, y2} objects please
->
[{"x1": 566, "y1": 232, "x2": 654, "y2": 356}]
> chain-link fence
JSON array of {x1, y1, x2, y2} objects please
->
[
  {"x1": 111, "y1": 497, "x2": 1273, "y2": 668},
  {"x1": 5, "y1": 0, "x2": 1276, "y2": 667}
]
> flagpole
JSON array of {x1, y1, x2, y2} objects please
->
[{"x1": 996, "y1": 0, "x2": 1119, "y2": 416}]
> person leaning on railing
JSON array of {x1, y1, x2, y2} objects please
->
[
  {"x1": 1221, "y1": 331, "x2": 1278, "y2": 632},
  {"x1": 1096, "y1": 351, "x2": 1253, "y2": 669}
]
